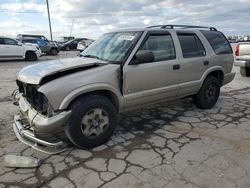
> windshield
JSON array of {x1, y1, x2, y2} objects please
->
[{"x1": 80, "y1": 32, "x2": 141, "y2": 64}]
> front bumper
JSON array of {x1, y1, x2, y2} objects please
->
[
  {"x1": 13, "y1": 114, "x2": 67, "y2": 154},
  {"x1": 35, "y1": 49, "x2": 42, "y2": 58},
  {"x1": 13, "y1": 96, "x2": 72, "y2": 154}
]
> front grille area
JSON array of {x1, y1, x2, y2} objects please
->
[{"x1": 16, "y1": 80, "x2": 49, "y2": 115}]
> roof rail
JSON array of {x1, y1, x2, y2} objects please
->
[{"x1": 147, "y1": 25, "x2": 217, "y2": 31}]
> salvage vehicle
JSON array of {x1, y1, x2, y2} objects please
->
[
  {"x1": 20, "y1": 38, "x2": 60, "y2": 56},
  {"x1": 13, "y1": 25, "x2": 235, "y2": 154},
  {"x1": 234, "y1": 42, "x2": 250, "y2": 76},
  {"x1": 0, "y1": 36, "x2": 41, "y2": 61}
]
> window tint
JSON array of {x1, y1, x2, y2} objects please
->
[
  {"x1": 140, "y1": 34, "x2": 176, "y2": 62},
  {"x1": 0, "y1": 38, "x2": 4, "y2": 44},
  {"x1": 23, "y1": 39, "x2": 36, "y2": 43},
  {"x1": 178, "y1": 33, "x2": 206, "y2": 58},
  {"x1": 4, "y1": 38, "x2": 17, "y2": 45},
  {"x1": 37, "y1": 39, "x2": 47, "y2": 46},
  {"x1": 201, "y1": 30, "x2": 232, "y2": 55}
]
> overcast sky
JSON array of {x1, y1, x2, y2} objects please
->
[{"x1": 0, "y1": 0, "x2": 249, "y2": 40}]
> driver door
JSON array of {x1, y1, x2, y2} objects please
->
[{"x1": 123, "y1": 31, "x2": 181, "y2": 108}]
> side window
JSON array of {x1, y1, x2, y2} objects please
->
[
  {"x1": 178, "y1": 33, "x2": 206, "y2": 58},
  {"x1": 201, "y1": 30, "x2": 232, "y2": 55},
  {"x1": 37, "y1": 39, "x2": 46, "y2": 46},
  {"x1": 139, "y1": 34, "x2": 176, "y2": 62},
  {"x1": 0, "y1": 38, "x2": 4, "y2": 44},
  {"x1": 4, "y1": 38, "x2": 18, "y2": 45}
]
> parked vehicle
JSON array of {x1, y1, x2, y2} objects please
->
[
  {"x1": 235, "y1": 42, "x2": 250, "y2": 76},
  {"x1": 13, "y1": 25, "x2": 235, "y2": 154},
  {"x1": 20, "y1": 38, "x2": 59, "y2": 56},
  {"x1": 0, "y1": 36, "x2": 41, "y2": 61},
  {"x1": 59, "y1": 38, "x2": 89, "y2": 50},
  {"x1": 77, "y1": 39, "x2": 94, "y2": 52}
]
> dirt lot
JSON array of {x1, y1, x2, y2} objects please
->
[{"x1": 1, "y1": 49, "x2": 250, "y2": 188}]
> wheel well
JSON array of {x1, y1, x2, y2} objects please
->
[
  {"x1": 206, "y1": 70, "x2": 224, "y2": 86},
  {"x1": 25, "y1": 50, "x2": 35, "y2": 56},
  {"x1": 68, "y1": 90, "x2": 119, "y2": 111}
]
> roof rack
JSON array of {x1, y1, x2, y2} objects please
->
[{"x1": 147, "y1": 25, "x2": 217, "y2": 31}]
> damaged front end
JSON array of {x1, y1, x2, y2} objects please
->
[{"x1": 13, "y1": 80, "x2": 71, "y2": 154}]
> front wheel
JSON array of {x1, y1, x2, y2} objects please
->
[
  {"x1": 65, "y1": 95, "x2": 117, "y2": 148},
  {"x1": 193, "y1": 76, "x2": 220, "y2": 109}
]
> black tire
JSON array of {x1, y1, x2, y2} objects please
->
[
  {"x1": 193, "y1": 76, "x2": 220, "y2": 109},
  {"x1": 25, "y1": 51, "x2": 37, "y2": 61},
  {"x1": 65, "y1": 95, "x2": 117, "y2": 148},
  {"x1": 50, "y1": 48, "x2": 58, "y2": 56},
  {"x1": 240, "y1": 67, "x2": 250, "y2": 77}
]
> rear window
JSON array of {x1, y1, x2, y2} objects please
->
[
  {"x1": 177, "y1": 33, "x2": 206, "y2": 58},
  {"x1": 201, "y1": 30, "x2": 232, "y2": 55}
]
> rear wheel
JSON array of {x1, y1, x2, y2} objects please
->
[
  {"x1": 25, "y1": 51, "x2": 37, "y2": 61},
  {"x1": 240, "y1": 67, "x2": 250, "y2": 77},
  {"x1": 65, "y1": 95, "x2": 117, "y2": 148},
  {"x1": 193, "y1": 76, "x2": 220, "y2": 109}
]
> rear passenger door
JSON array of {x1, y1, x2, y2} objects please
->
[{"x1": 176, "y1": 32, "x2": 209, "y2": 96}]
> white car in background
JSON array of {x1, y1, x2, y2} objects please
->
[
  {"x1": 77, "y1": 39, "x2": 94, "y2": 52},
  {"x1": 0, "y1": 37, "x2": 41, "y2": 61}
]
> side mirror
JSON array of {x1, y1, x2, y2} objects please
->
[
  {"x1": 17, "y1": 42, "x2": 22, "y2": 46},
  {"x1": 134, "y1": 50, "x2": 154, "y2": 64}
]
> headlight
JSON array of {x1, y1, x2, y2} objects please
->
[{"x1": 36, "y1": 92, "x2": 54, "y2": 117}]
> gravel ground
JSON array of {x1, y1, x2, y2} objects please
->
[{"x1": 1, "y1": 48, "x2": 250, "y2": 188}]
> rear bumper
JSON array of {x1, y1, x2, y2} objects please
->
[
  {"x1": 13, "y1": 114, "x2": 68, "y2": 154},
  {"x1": 234, "y1": 60, "x2": 250, "y2": 68},
  {"x1": 223, "y1": 72, "x2": 236, "y2": 86}
]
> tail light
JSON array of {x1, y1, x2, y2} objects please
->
[{"x1": 235, "y1": 43, "x2": 240, "y2": 56}]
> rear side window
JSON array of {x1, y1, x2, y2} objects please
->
[
  {"x1": 140, "y1": 34, "x2": 176, "y2": 61},
  {"x1": 0, "y1": 38, "x2": 4, "y2": 44},
  {"x1": 178, "y1": 33, "x2": 206, "y2": 58},
  {"x1": 4, "y1": 38, "x2": 17, "y2": 45},
  {"x1": 201, "y1": 30, "x2": 232, "y2": 55}
]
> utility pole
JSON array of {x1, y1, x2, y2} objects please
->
[
  {"x1": 46, "y1": 0, "x2": 53, "y2": 41},
  {"x1": 69, "y1": 19, "x2": 74, "y2": 37}
]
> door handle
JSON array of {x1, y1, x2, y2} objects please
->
[
  {"x1": 173, "y1": 64, "x2": 180, "y2": 70},
  {"x1": 204, "y1": 60, "x2": 209, "y2": 66}
]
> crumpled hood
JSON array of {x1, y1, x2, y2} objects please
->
[{"x1": 17, "y1": 57, "x2": 107, "y2": 85}]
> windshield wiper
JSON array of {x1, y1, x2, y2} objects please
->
[{"x1": 82, "y1": 54, "x2": 100, "y2": 60}]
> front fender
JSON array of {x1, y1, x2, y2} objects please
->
[{"x1": 58, "y1": 83, "x2": 124, "y2": 111}]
